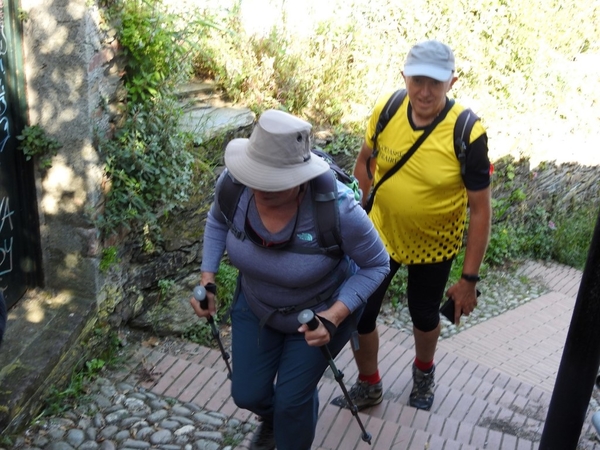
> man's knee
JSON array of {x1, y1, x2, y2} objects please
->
[
  {"x1": 411, "y1": 312, "x2": 440, "y2": 333},
  {"x1": 356, "y1": 301, "x2": 381, "y2": 334},
  {"x1": 356, "y1": 319, "x2": 377, "y2": 335}
]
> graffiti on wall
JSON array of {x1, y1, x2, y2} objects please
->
[
  {"x1": 0, "y1": 20, "x2": 13, "y2": 288},
  {"x1": 0, "y1": 24, "x2": 8, "y2": 155},
  {"x1": 0, "y1": 196, "x2": 13, "y2": 276}
]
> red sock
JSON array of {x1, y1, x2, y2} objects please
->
[
  {"x1": 414, "y1": 357, "x2": 434, "y2": 372},
  {"x1": 358, "y1": 370, "x2": 381, "y2": 385}
]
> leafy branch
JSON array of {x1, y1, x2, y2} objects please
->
[{"x1": 17, "y1": 125, "x2": 62, "y2": 169}]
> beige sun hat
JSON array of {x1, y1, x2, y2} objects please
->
[{"x1": 224, "y1": 109, "x2": 330, "y2": 191}]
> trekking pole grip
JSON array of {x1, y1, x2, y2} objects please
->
[
  {"x1": 298, "y1": 309, "x2": 334, "y2": 361},
  {"x1": 193, "y1": 285, "x2": 209, "y2": 310},
  {"x1": 298, "y1": 309, "x2": 320, "y2": 331},
  {"x1": 193, "y1": 285, "x2": 216, "y2": 325}
]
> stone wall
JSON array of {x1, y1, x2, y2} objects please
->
[
  {"x1": 15, "y1": 0, "x2": 246, "y2": 341},
  {"x1": 103, "y1": 122, "x2": 254, "y2": 336},
  {"x1": 0, "y1": 0, "x2": 129, "y2": 433},
  {"x1": 20, "y1": 0, "x2": 123, "y2": 300},
  {"x1": 2, "y1": 0, "x2": 598, "y2": 434},
  {"x1": 492, "y1": 157, "x2": 600, "y2": 221}
]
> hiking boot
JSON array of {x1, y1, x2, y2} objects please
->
[
  {"x1": 409, "y1": 363, "x2": 436, "y2": 411},
  {"x1": 330, "y1": 379, "x2": 383, "y2": 410},
  {"x1": 250, "y1": 418, "x2": 275, "y2": 450}
]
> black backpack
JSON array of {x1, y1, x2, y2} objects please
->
[
  {"x1": 217, "y1": 149, "x2": 360, "y2": 258},
  {"x1": 369, "y1": 89, "x2": 480, "y2": 178}
]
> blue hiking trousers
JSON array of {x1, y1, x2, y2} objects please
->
[{"x1": 230, "y1": 290, "x2": 360, "y2": 450}]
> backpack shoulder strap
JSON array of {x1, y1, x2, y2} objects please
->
[
  {"x1": 217, "y1": 170, "x2": 246, "y2": 240},
  {"x1": 310, "y1": 171, "x2": 343, "y2": 258},
  {"x1": 454, "y1": 108, "x2": 480, "y2": 176},
  {"x1": 373, "y1": 89, "x2": 407, "y2": 145},
  {"x1": 367, "y1": 89, "x2": 407, "y2": 179}
]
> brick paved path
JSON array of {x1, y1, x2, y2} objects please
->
[{"x1": 118, "y1": 261, "x2": 600, "y2": 449}]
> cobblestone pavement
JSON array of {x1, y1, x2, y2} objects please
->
[
  {"x1": 7, "y1": 376, "x2": 251, "y2": 450},
  {"x1": 2, "y1": 327, "x2": 255, "y2": 450}
]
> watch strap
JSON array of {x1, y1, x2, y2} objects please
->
[{"x1": 461, "y1": 273, "x2": 481, "y2": 282}]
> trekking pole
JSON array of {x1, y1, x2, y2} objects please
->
[
  {"x1": 298, "y1": 309, "x2": 372, "y2": 445},
  {"x1": 193, "y1": 285, "x2": 233, "y2": 378}
]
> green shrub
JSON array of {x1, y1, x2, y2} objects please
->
[
  {"x1": 323, "y1": 130, "x2": 363, "y2": 160},
  {"x1": 115, "y1": 0, "x2": 210, "y2": 104},
  {"x1": 99, "y1": 246, "x2": 120, "y2": 273},
  {"x1": 182, "y1": 322, "x2": 213, "y2": 347},
  {"x1": 97, "y1": 99, "x2": 195, "y2": 244},
  {"x1": 486, "y1": 224, "x2": 521, "y2": 266},
  {"x1": 97, "y1": 0, "x2": 218, "y2": 245},
  {"x1": 385, "y1": 265, "x2": 407, "y2": 309},
  {"x1": 192, "y1": 3, "x2": 367, "y2": 125},
  {"x1": 215, "y1": 259, "x2": 239, "y2": 320},
  {"x1": 552, "y1": 206, "x2": 598, "y2": 270},
  {"x1": 191, "y1": 0, "x2": 599, "y2": 161},
  {"x1": 16, "y1": 125, "x2": 62, "y2": 169},
  {"x1": 40, "y1": 328, "x2": 122, "y2": 416},
  {"x1": 519, "y1": 206, "x2": 555, "y2": 260}
]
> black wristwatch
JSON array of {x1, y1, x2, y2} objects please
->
[
  {"x1": 203, "y1": 282, "x2": 217, "y2": 294},
  {"x1": 461, "y1": 273, "x2": 481, "y2": 283}
]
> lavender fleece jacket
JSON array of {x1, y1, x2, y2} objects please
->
[{"x1": 201, "y1": 171, "x2": 390, "y2": 333}]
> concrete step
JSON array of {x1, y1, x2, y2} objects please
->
[
  {"x1": 0, "y1": 290, "x2": 98, "y2": 433},
  {"x1": 174, "y1": 78, "x2": 255, "y2": 144},
  {"x1": 175, "y1": 79, "x2": 224, "y2": 104}
]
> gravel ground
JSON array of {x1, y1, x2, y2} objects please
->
[{"x1": 376, "y1": 263, "x2": 550, "y2": 340}]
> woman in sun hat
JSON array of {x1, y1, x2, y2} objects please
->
[{"x1": 190, "y1": 109, "x2": 389, "y2": 450}]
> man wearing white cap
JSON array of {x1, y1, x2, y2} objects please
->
[
  {"x1": 334, "y1": 40, "x2": 492, "y2": 411},
  {"x1": 191, "y1": 109, "x2": 389, "y2": 450}
]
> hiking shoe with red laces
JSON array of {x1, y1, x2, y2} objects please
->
[
  {"x1": 250, "y1": 418, "x2": 275, "y2": 450},
  {"x1": 409, "y1": 363, "x2": 435, "y2": 411}
]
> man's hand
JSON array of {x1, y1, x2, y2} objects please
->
[{"x1": 445, "y1": 279, "x2": 479, "y2": 324}]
